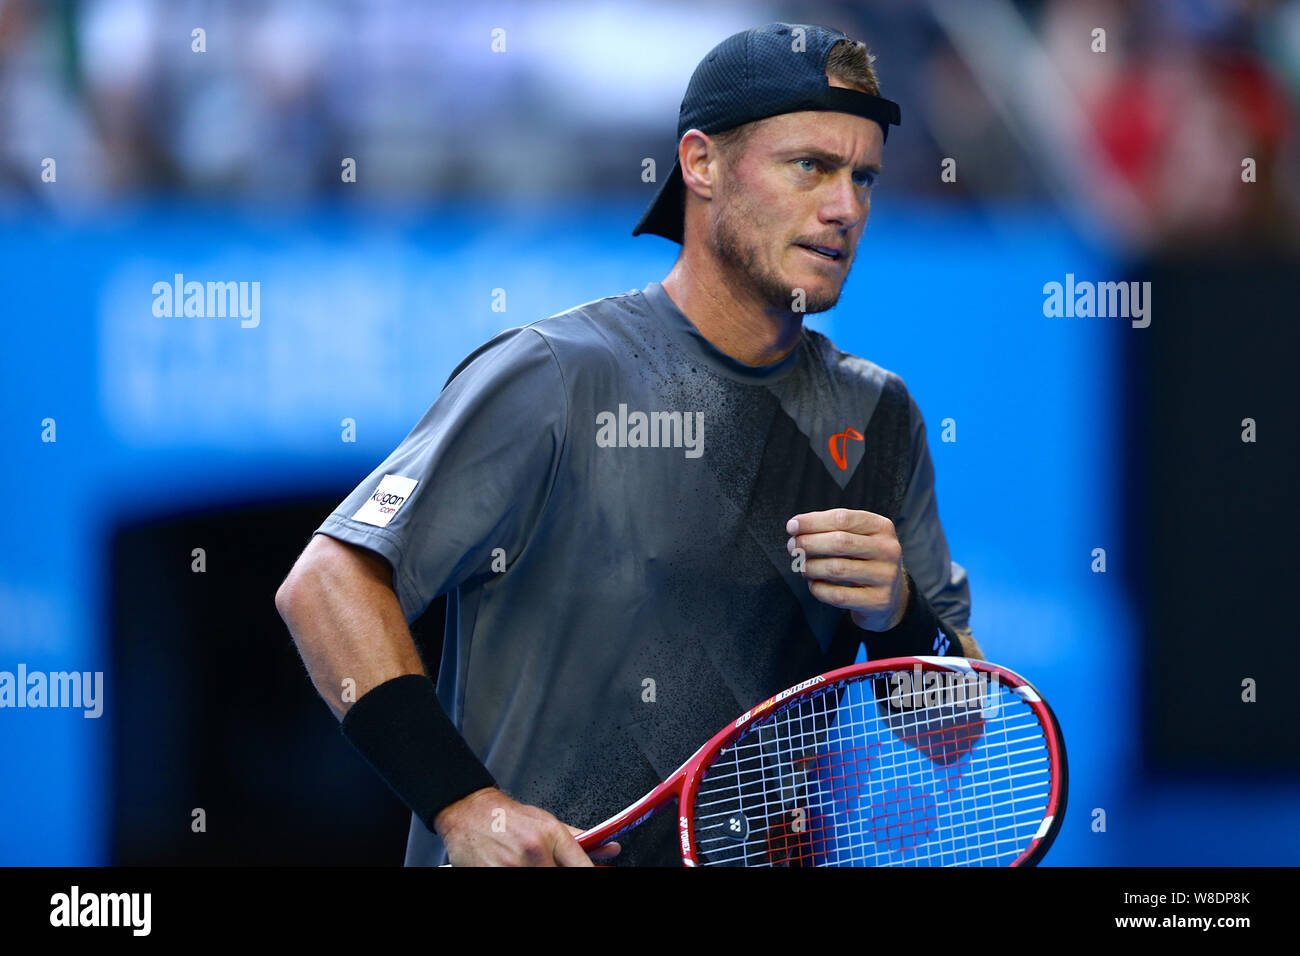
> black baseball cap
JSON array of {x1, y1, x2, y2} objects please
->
[{"x1": 633, "y1": 22, "x2": 901, "y2": 244}]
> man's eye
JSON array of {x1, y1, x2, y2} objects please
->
[
  {"x1": 853, "y1": 171, "x2": 876, "y2": 189},
  {"x1": 795, "y1": 158, "x2": 820, "y2": 173}
]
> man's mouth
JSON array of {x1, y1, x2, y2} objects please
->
[{"x1": 796, "y1": 243, "x2": 844, "y2": 262}]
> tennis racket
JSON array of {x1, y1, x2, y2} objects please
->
[{"x1": 577, "y1": 656, "x2": 1067, "y2": 866}]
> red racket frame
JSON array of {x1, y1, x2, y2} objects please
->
[{"x1": 577, "y1": 655, "x2": 1068, "y2": 866}]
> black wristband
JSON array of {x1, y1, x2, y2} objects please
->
[
  {"x1": 339, "y1": 674, "x2": 497, "y2": 835},
  {"x1": 861, "y1": 570, "x2": 960, "y2": 661}
]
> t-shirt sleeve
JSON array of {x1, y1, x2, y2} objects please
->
[
  {"x1": 894, "y1": 389, "x2": 972, "y2": 634},
  {"x1": 312, "y1": 326, "x2": 568, "y2": 623}
]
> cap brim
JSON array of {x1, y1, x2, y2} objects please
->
[{"x1": 632, "y1": 158, "x2": 686, "y2": 243}]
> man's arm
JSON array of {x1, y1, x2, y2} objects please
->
[
  {"x1": 276, "y1": 533, "x2": 422, "y2": 720},
  {"x1": 893, "y1": 387, "x2": 977, "y2": 652},
  {"x1": 275, "y1": 533, "x2": 614, "y2": 866}
]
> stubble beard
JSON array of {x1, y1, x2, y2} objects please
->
[{"x1": 708, "y1": 185, "x2": 846, "y2": 316}]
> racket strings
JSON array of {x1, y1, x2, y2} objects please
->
[{"x1": 689, "y1": 671, "x2": 1055, "y2": 866}]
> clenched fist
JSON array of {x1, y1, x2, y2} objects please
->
[{"x1": 786, "y1": 508, "x2": 909, "y2": 632}]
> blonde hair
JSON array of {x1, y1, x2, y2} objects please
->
[{"x1": 709, "y1": 37, "x2": 881, "y2": 162}]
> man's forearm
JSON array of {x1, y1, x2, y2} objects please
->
[{"x1": 275, "y1": 534, "x2": 497, "y2": 832}]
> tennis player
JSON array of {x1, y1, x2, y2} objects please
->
[{"x1": 276, "y1": 21, "x2": 980, "y2": 867}]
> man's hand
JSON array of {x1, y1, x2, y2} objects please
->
[
  {"x1": 434, "y1": 787, "x2": 621, "y2": 866},
  {"x1": 786, "y1": 508, "x2": 909, "y2": 632}
]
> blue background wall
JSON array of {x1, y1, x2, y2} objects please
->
[{"x1": 2, "y1": 198, "x2": 1296, "y2": 864}]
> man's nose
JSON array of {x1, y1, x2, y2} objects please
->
[{"x1": 820, "y1": 172, "x2": 868, "y2": 230}]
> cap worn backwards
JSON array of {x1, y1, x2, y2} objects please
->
[{"x1": 633, "y1": 22, "x2": 902, "y2": 244}]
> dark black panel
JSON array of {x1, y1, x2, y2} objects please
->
[
  {"x1": 109, "y1": 494, "x2": 446, "y2": 864},
  {"x1": 1126, "y1": 254, "x2": 1300, "y2": 772}
]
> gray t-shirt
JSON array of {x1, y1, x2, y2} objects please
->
[{"x1": 314, "y1": 280, "x2": 972, "y2": 865}]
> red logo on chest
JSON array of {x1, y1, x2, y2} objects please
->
[{"x1": 828, "y1": 427, "x2": 864, "y2": 470}]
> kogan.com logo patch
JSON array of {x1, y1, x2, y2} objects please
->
[{"x1": 351, "y1": 474, "x2": 419, "y2": 528}]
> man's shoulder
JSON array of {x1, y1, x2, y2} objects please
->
[
  {"x1": 443, "y1": 287, "x2": 647, "y2": 388},
  {"x1": 513, "y1": 286, "x2": 652, "y2": 372},
  {"x1": 525, "y1": 286, "x2": 649, "y2": 342},
  {"x1": 802, "y1": 326, "x2": 911, "y2": 399}
]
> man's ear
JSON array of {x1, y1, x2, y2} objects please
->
[{"x1": 678, "y1": 129, "x2": 719, "y2": 201}]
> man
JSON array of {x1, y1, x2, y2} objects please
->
[{"x1": 276, "y1": 22, "x2": 979, "y2": 867}]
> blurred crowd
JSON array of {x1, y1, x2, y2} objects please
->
[{"x1": 1, "y1": 0, "x2": 1296, "y2": 250}]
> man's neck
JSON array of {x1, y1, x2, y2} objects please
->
[{"x1": 660, "y1": 257, "x2": 804, "y2": 368}]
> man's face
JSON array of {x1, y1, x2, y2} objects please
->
[{"x1": 706, "y1": 84, "x2": 884, "y2": 316}]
